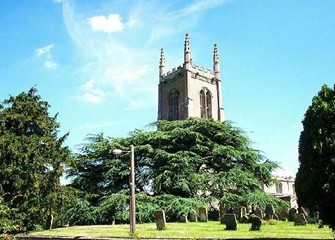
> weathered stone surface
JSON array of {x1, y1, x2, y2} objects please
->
[
  {"x1": 298, "y1": 206, "x2": 308, "y2": 216},
  {"x1": 224, "y1": 213, "x2": 237, "y2": 230},
  {"x1": 241, "y1": 206, "x2": 247, "y2": 217},
  {"x1": 180, "y1": 214, "x2": 188, "y2": 223},
  {"x1": 45, "y1": 214, "x2": 53, "y2": 230},
  {"x1": 250, "y1": 214, "x2": 262, "y2": 231},
  {"x1": 294, "y1": 212, "x2": 307, "y2": 226},
  {"x1": 288, "y1": 207, "x2": 297, "y2": 222},
  {"x1": 154, "y1": 210, "x2": 166, "y2": 230},
  {"x1": 198, "y1": 207, "x2": 208, "y2": 222},
  {"x1": 234, "y1": 206, "x2": 242, "y2": 221},
  {"x1": 265, "y1": 204, "x2": 275, "y2": 220},
  {"x1": 254, "y1": 206, "x2": 263, "y2": 219},
  {"x1": 188, "y1": 209, "x2": 197, "y2": 222},
  {"x1": 277, "y1": 209, "x2": 289, "y2": 221}
]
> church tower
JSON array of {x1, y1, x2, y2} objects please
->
[{"x1": 158, "y1": 33, "x2": 224, "y2": 121}]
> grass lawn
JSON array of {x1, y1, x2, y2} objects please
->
[{"x1": 29, "y1": 221, "x2": 334, "y2": 239}]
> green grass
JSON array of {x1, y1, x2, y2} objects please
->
[{"x1": 29, "y1": 221, "x2": 334, "y2": 239}]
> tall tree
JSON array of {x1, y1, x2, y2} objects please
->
[
  {"x1": 0, "y1": 87, "x2": 71, "y2": 231},
  {"x1": 70, "y1": 119, "x2": 277, "y2": 205},
  {"x1": 296, "y1": 84, "x2": 335, "y2": 231}
]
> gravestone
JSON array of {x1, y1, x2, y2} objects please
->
[
  {"x1": 240, "y1": 206, "x2": 249, "y2": 223},
  {"x1": 180, "y1": 214, "x2": 188, "y2": 223},
  {"x1": 294, "y1": 213, "x2": 307, "y2": 226},
  {"x1": 46, "y1": 214, "x2": 53, "y2": 230},
  {"x1": 234, "y1": 206, "x2": 242, "y2": 221},
  {"x1": 188, "y1": 209, "x2": 197, "y2": 222},
  {"x1": 224, "y1": 214, "x2": 237, "y2": 230},
  {"x1": 297, "y1": 206, "x2": 308, "y2": 217},
  {"x1": 277, "y1": 209, "x2": 289, "y2": 221},
  {"x1": 154, "y1": 210, "x2": 166, "y2": 230},
  {"x1": 199, "y1": 207, "x2": 208, "y2": 222},
  {"x1": 250, "y1": 214, "x2": 261, "y2": 231},
  {"x1": 288, "y1": 208, "x2": 297, "y2": 222},
  {"x1": 265, "y1": 204, "x2": 275, "y2": 220},
  {"x1": 254, "y1": 206, "x2": 263, "y2": 219}
]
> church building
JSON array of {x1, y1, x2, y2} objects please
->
[{"x1": 158, "y1": 34, "x2": 224, "y2": 121}]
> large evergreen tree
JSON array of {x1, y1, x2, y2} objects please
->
[
  {"x1": 70, "y1": 119, "x2": 277, "y2": 206},
  {"x1": 0, "y1": 87, "x2": 71, "y2": 231},
  {"x1": 296, "y1": 84, "x2": 335, "y2": 231}
]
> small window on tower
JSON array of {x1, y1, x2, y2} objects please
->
[{"x1": 168, "y1": 89, "x2": 179, "y2": 120}]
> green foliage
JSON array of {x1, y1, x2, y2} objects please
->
[
  {"x1": 0, "y1": 87, "x2": 72, "y2": 232},
  {"x1": 241, "y1": 189, "x2": 289, "y2": 211},
  {"x1": 70, "y1": 119, "x2": 277, "y2": 201},
  {"x1": 153, "y1": 194, "x2": 204, "y2": 222},
  {"x1": 97, "y1": 190, "x2": 129, "y2": 224},
  {"x1": 60, "y1": 197, "x2": 98, "y2": 226},
  {"x1": 0, "y1": 198, "x2": 19, "y2": 233},
  {"x1": 66, "y1": 118, "x2": 280, "y2": 224},
  {"x1": 296, "y1": 84, "x2": 335, "y2": 231},
  {"x1": 60, "y1": 192, "x2": 204, "y2": 225}
]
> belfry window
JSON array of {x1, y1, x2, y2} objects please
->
[
  {"x1": 200, "y1": 88, "x2": 212, "y2": 119},
  {"x1": 168, "y1": 89, "x2": 179, "y2": 120}
]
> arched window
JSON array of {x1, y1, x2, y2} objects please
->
[
  {"x1": 200, "y1": 88, "x2": 212, "y2": 119},
  {"x1": 168, "y1": 89, "x2": 179, "y2": 120}
]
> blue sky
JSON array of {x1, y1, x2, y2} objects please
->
[{"x1": 1, "y1": 0, "x2": 335, "y2": 174}]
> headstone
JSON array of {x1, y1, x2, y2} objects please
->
[
  {"x1": 224, "y1": 214, "x2": 237, "y2": 230},
  {"x1": 308, "y1": 211, "x2": 319, "y2": 224},
  {"x1": 250, "y1": 214, "x2": 261, "y2": 231},
  {"x1": 154, "y1": 210, "x2": 166, "y2": 230},
  {"x1": 294, "y1": 213, "x2": 307, "y2": 226},
  {"x1": 250, "y1": 204, "x2": 256, "y2": 214},
  {"x1": 234, "y1": 206, "x2": 242, "y2": 221},
  {"x1": 241, "y1": 206, "x2": 247, "y2": 217},
  {"x1": 180, "y1": 214, "x2": 188, "y2": 223},
  {"x1": 297, "y1": 206, "x2": 308, "y2": 217},
  {"x1": 240, "y1": 206, "x2": 248, "y2": 223},
  {"x1": 46, "y1": 214, "x2": 53, "y2": 230},
  {"x1": 265, "y1": 204, "x2": 275, "y2": 220},
  {"x1": 226, "y1": 207, "x2": 234, "y2": 214},
  {"x1": 288, "y1": 208, "x2": 297, "y2": 222},
  {"x1": 254, "y1": 206, "x2": 263, "y2": 219},
  {"x1": 188, "y1": 209, "x2": 197, "y2": 222},
  {"x1": 277, "y1": 209, "x2": 288, "y2": 221},
  {"x1": 199, "y1": 207, "x2": 208, "y2": 222},
  {"x1": 246, "y1": 205, "x2": 252, "y2": 215}
]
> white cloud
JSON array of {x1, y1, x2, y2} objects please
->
[
  {"x1": 87, "y1": 14, "x2": 125, "y2": 33},
  {"x1": 75, "y1": 92, "x2": 103, "y2": 104},
  {"x1": 44, "y1": 60, "x2": 57, "y2": 70},
  {"x1": 75, "y1": 79, "x2": 108, "y2": 104},
  {"x1": 34, "y1": 44, "x2": 57, "y2": 70},
  {"x1": 178, "y1": 0, "x2": 232, "y2": 16},
  {"x1": 35, "y1": 44, "x2": 55, "y2": 57}
]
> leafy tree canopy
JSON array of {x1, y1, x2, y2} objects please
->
[
  {"x1": 69, "y1": 119, "x2": 278, "y2": 207},
  {"x1": 296, "y1": 84, "x2": 335, "y2": 231},
  {"x1": 0, "y1": 87, "x2": 71, "y2": 231}
]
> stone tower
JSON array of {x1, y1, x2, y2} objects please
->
[{"x1": 158, "y1": 33, "x2": 224, "y2": 121}]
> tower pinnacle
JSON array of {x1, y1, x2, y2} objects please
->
[
  {"x1": 213, "y1": 43, "x2": 220, "y2": 78},
  {"x1": 159, "y1": 48, "x2": 165, "y2": 78},
  {"x1": 184, "y1": 33, "x2": 191, "y2": 64}
]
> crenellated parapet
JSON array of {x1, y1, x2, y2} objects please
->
[{"x1": 158, "y1": 33, "x2": 224, "y2": 121}]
